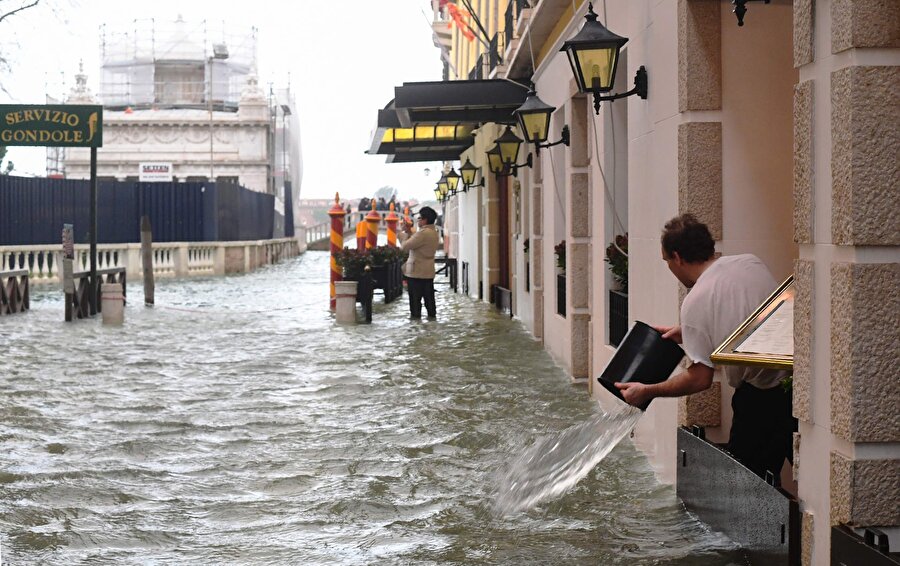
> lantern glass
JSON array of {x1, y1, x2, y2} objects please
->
[
  {"x1": 437, "y1": 177, "x2": 449, "y2": 197},
  {"x1": 446, "y1": 169, "x2": 461, "y2": 193},
  {"x1": 513, "y1": 90, "x2": 555, "y2": 144},
  {"x1": 493, "y1": 126, "x2": 522, "y2": 166},
  {"x1": 434, "y1": 188, "x2": 442, "y2": 201},
  {"x1": 486, "y1": 146, "x2": 504, "y2": 175},
  {"x1": 566, "y1": 46, "x2": 618, "y2": 93},
  {"x1": 517, "y1": 110, "x2": 551, "y2": 145},
  {"x1": 460, "y1": 158, "x2": 478, "y2": 186}
]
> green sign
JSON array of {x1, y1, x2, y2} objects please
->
[{"x1": 0, "y1": 105, "x2": 103, "y2": 147}]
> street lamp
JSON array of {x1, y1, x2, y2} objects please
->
[
  {"x1": 445, "y1": 167, "x2": 461, "y2": 196},
  {"x1": 437, "y1": 175, "x2": 450, "y2": 201},
  {"x1": 208, "y1": 43, "x2": 229, "y2": 182},
  {"x1": 489, "y1": 127, "x2": 533, "y2": 177},
  {"x1": 513, "y1": 90, "x2": 570, "y2": 155},
  {"x1": 459, "y1": 157, "x2": 484, "y2": 190},
  {"x1": 560, "y1": 2, "x2": 647, "y2": 114}
]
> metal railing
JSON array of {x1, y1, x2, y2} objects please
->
[
  {"x1": 468, "y1": 53, "x2": 485, "y2": 81},
  {"x1": 489, "y1": 33, "x2": 504, "y2": 74},
  {"x1": 505, "y1": 3, "x2": 515, "y2": 49}
]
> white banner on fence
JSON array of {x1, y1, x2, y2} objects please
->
[{"x1": 139, "y1": 162, "x2": 173, "y2": 182}]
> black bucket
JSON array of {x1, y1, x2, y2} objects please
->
[{"x1": 597, "y1": 321, "x2": 685, "y2": 411}]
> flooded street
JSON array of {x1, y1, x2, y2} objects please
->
[{"x1": 1, "y1": 251, "x2": 744, "y2": 565}]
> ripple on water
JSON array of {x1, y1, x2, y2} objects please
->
[{"x1": 0, "y1": 252, "x2": 744, "y2": 565}]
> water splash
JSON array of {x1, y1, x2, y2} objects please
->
[{"x1": 494, "y1": 400, "x2": 643, "y2": 515}]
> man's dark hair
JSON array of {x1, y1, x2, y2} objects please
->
[
  {"x1": 418, "y1": 206, "x2": 437, "y2": 225},
  {"x1": 661, "y1": 214, "x2": 715, "y2": 263}
]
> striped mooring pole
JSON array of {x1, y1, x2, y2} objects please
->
[
  {"x1": 365, "y1": 201, "x2": 381, "y2": 249},
  {"x1": 356, "y1": 220, "x2": 366, "y2": 249},
  {"x1": 385, "y1": 202, "x2": 399, "y2": 247},
  {"x1": 327, "y1": 192, "x2": 346, "y2": 311}
]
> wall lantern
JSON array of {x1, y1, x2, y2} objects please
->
[
  {"x1": 486, "y1": 145, "x2": 505, "y2": 176},
  {"x1": 732, "y1": 0, "x2": 770, "y2": 26},
  {"x1": 489, "y1": 127, "x2": 533, "y2": 177},
  {"x1": 445, "y1": 168, "x2": 461, "y2": 195},
  {"x1": 513, "y1": 90, "x2": 571, "y2": 155},
  {"x1": 437, "y1": 175, "x2": 450, "y2": 200},
  {"x1": 561, "y1": 2, "x2": 648, "y2": 114},
  {"x1": 459, "y1": 158, "x2": 484, "y2": 190},
  {"x1": 434, "y1": 187, "x2": 443, "y2": 202}
]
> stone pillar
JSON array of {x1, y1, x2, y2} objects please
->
[
  {"x1": 531, "y1": 151, "x2": 544, "y2": 341},
  {"x1": 792, "y1": 1, "x2": 900, "y2": 562},
  {"x1": 174, "y1": 244, "x2": 189, "y2": 278}
]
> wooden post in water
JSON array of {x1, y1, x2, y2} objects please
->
[
  {"x1": 141, "y1": 215, "x2": 154, "y2": 305},
  {"x1": 62, "y1": 224, "x2": 75, "y2": 322}
]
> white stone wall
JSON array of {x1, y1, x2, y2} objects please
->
[{"x1": 64, "y1": 109, "x2": 272, "y2": 194}]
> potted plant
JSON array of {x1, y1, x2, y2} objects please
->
[
  {"x1": 605, "y1": 233, "x2": 628, "y2": 345},
  {"x1": 604, "y1": 233, "x2": 628, "y2": 293},
  {"x1": 334, "y1": 247, "x2": 370, "y2": 281},
  {"x1": 554, "y1": 240, "x2": 566, "y2": 274}
]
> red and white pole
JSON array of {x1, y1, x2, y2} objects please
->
[
  {"x1": 385, "y1": 202, "x2": 399, "y2": 247},
  {"x1": 327, "y1": 192, "x2": 346, "y2": 311},
  {"x1": 365, "y1": 201, "x2": 381, "y2": 249}
]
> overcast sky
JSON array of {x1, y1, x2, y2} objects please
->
[{"x1": 0, "y1": 0, "x2": 444, "y2": 202}]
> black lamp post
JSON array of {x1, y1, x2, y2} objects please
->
[
  {"x1": 561, "y1": 2, "x2": 648, "y2": 114},
  {"x1": 513, "y1": 90, "x2": 570, "y2": 155}
]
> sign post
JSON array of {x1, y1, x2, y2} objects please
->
[{"x1": 0, "y1": 104, "x2": 103, "y2": 315}]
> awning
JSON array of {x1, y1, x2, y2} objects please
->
[{"x1": 367, "y1": 79, "x2": 529, "y2": 163}]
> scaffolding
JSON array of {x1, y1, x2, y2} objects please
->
[{"x1": 98, "y1": 17, "x2": 258, "y2": 110}]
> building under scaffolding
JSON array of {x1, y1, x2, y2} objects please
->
[{"x1": 62, "y1": 17, "x2": 302, "y2": 235}]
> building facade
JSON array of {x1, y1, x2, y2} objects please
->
[
  {"x1": 372, "y1": 1, "x2": 898, "y2": 563},
  {"x1": 63, "y1": 18, "x2": 302, "y2": 231}
]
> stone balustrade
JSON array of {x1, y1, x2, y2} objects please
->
[{"x1": 0, "y1": 236, "x2": 306, "y2": 286}]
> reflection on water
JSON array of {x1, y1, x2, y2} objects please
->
[{"x1": 0, "y1": 252, "x2": 743, "y2": 565}]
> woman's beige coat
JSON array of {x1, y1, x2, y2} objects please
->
[{"x1": 398, "y1": 225, "x2": 440, "y2": 279}]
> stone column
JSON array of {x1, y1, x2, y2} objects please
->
[
  {"x1": 531, "y1": 155, "x2": 544, "y2": 341},
  {"x1": 792, "y1": 2, "x2": 900, "y2": 563}
]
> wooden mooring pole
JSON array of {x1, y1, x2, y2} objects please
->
[
  {"x1": 62, "y1": 224, "x2": 75, "y2": 322},
  {"x1": 141, "y1": 215, "x2": 154, "y2": 306}
]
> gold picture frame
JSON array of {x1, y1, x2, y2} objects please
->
[{"x1": 710, "y1": 275, "x2": 794, "y2": 370}]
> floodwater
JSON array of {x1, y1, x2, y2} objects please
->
[{"x1": 0, "y1": 251, "x2": 746, "y2": 565}]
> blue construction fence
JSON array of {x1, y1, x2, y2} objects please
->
[{"x1": 0, "y1": 175, "x2": 280, "y2": 245}]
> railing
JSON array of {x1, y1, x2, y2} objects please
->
[
  {"x1": 435, "y1": 257, "x2": 458, "y2": 293},
  {"x1": 68, "y1": 268, "x2": 126, "y2": 320},
  {"x1": 505, "y1": 3, "x2": 515, "y2": 49},
  {"x1": 468, "y1": 53, "x2": 485, "y2": 81},
  {"x1": 0, "y1": 269, "x2": 29, "y2": 315},
  {"x1": 0, "y1": 238, "x2": 301, "y2": 285},
  {"x1": 489, "y1": 33, "x2": 504, "y2": 74},
  {"x1": 305, "y1": 212, "x2": 404, "y2": 247},
  {"x1": 305, "y1": 222, "x2": 331, "y2": 245}
]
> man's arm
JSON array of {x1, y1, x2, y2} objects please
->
[{"x1": 615, "y1": 362, "x2": 714, "y2": 408}]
